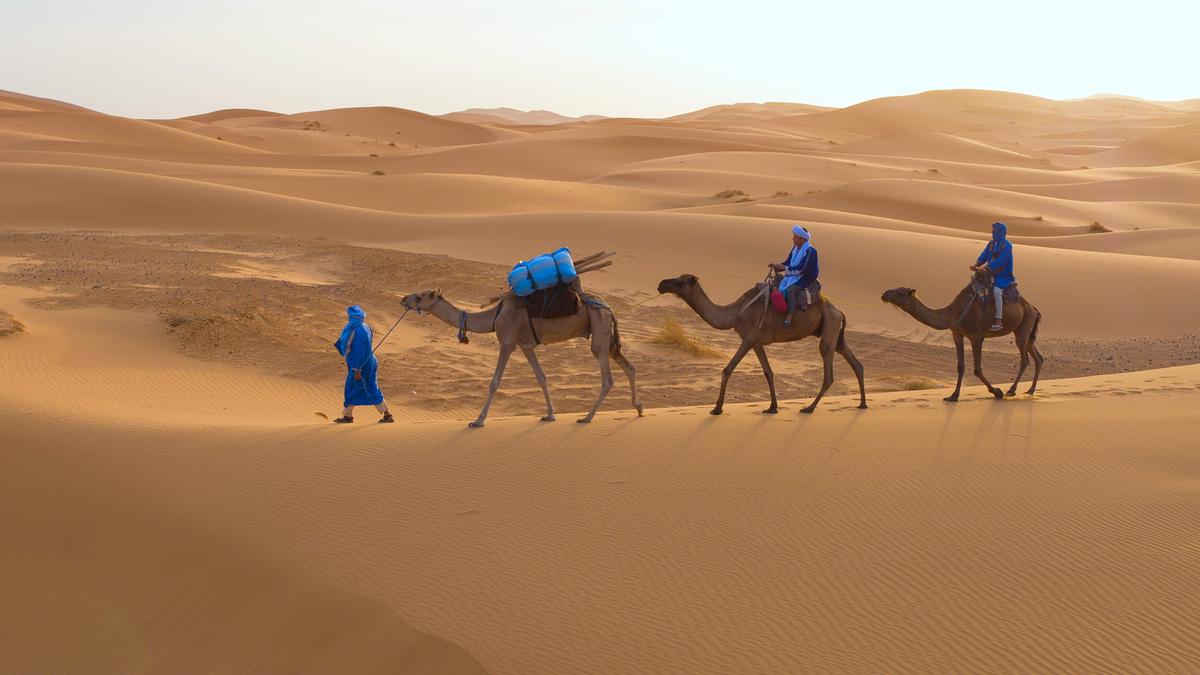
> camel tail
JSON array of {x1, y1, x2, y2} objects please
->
[
  {"x1": 609, "y1": 313, "x2": 623, "y2": 355},
  {"x1": 1030, "y1": 307, "x2": 1042, "y2": 343},
  {"x1": 835, "y1": 308, "x2": 848, "y2": 349}
]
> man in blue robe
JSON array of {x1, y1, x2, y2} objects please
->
[
  {"x1": 970, "y1": 222, "x2": 1016, "y2": 332},
  {"x1": 770, "y1": 225, "x2": 819, "y2": 327},
  {"x1": 333, "y1": 305, "x2": 393, "y2": 423}
]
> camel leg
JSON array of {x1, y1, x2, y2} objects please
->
[
  {"x1": 945, "y1": 332, "x2": 966, "y2": 402},
  {"x1": 611, "y1": 350, "x2": 643, "y2": 417},
  {"x1": 579, "y1": 342, "x2": 614, "y2": 424},
  {"x1": 1006, "y1": 318, "x2": 1034, "y2": 397},
  {"x1": 752, "y1": 344, "x2": 778, "y2": 414},
  {"x1": 801, "y1": 333, "x2": 837, "y2": 414},
  {"x1": 970, "y1": 336, "x2": 1004, "y2": 400},
  {"x1": 712, "y1": 340, "x2": 754, "y2": 415},
  {"x1": 521, "y1": 345, "x2": 555, "y2": 422},
  {"x1": 835, "y1": 330, "x2": 867, "y2": 409},
  {"x1": 470, "y1": 343, "x2": 515, "y2": 428},
  {"x1": 1027, "y1": 341, "x2": 1045, "y2": 395}
]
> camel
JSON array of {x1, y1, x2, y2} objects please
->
[
  {"x1": 881, "y1": 268, "x2": 1044, "y2": 402},
  {"x1": 399, "y1": 289, "x2": 642, "y2": 427},
  {"x1": 656, "y1": 274, "x2": 867, "y2": 414}
]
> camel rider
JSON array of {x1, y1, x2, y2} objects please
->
[
  {"x1": 970, "y1": 221, "x2": 1016, "y2": 332},
  {"x1": 770, "y1": 224, "x2": 819, "y2": 328},
  {"x1": 333, "y1": 305, "x2": 394, "y2": 424}
]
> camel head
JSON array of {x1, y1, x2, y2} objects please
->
[
  {"x1": 881, "y1": 286, "x2": 917, "y2": 307},
  {"x1": 657, "y1": 274, "x2": 700, "y2": 298},
  {"x1": 400, "y1": 289, "x2": 443, "y2": 312}
]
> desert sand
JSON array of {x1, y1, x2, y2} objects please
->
[{"x1": 2, "y1": 87, "x2": 1199, "y2": 673}]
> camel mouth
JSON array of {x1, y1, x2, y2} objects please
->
[{"x1": 655, "y1": 279, "x2": 678, "y2": 295}]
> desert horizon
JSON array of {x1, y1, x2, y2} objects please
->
[{"x1": 3, "y1": 71, "x2": 1200, "y2": 674}]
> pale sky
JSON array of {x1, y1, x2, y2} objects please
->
[{"x1": 3, "y1": 0, "x2": 1197, "y2": 119}]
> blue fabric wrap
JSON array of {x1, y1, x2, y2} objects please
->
[
  {"x1": 779, "y1": 245, "x2": 819, "y2": 293},
  {"x1": 975, "y1": 222, "x2": 1016, "y2": 289},
  {"x1": 334, "y1": 307, "x2": 383, "y2": 406}
]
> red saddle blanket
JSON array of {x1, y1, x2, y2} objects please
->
[{"x1": 770, "y1": 290, "x2": 788, "y2": 314}]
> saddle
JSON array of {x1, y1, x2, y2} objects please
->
[
  {"x1": 522, "y1": 283, "x2": 582, "y2": 319},
  {"x1": 768, "y1": 279, "x2": 822, "y2": 314},
  {"x1": 970, "y1": 279, "x2": 1020, "y2": 304}
]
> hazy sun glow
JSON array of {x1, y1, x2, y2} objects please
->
[{"x1": 4, "y1": 0, "x2": 1198, "y2": 117}]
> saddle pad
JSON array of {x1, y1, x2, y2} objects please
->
[
  {"x1": 522, "y1": 284, "x2": 581, "y2": 319},
  {"x1": 770, "y1": 289, "x2": 787, "y2": 314}
]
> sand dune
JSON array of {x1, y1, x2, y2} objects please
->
[
  {"x1": 443, "y1": 107, "x2": 596, "y2": 126},
  {"x1": 3, "y1": 294, "x2": 1198, "y2": 672},
  {"x1": 829, "y1": 131, "x2": 1044, "y2": 166},
  {"x1": 181, "y1": 107, "x2": 284, "y2": 123},
  {"x1": 3, "y1": 86, "x2": 1200, "y2": 672},
  {"x1": 233, "y1": 106, "x2": 523, "y2": 146}
]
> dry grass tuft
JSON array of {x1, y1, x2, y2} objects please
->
[
  {"x1": 649, "y1": 318, "x2": 722, "y2": 358},
  {"x1": 0, "y1": 310, "x2": 24, "y2": 337},
  {"x1": 369, "y1": 170, "x2": 386, "y2": 176},
  {"x1": 1088, "y1": 221, "x2": 1111, "y2": 233},
  {"x1": 882, "y1": 374, "x2": 941, "y2": 391},
  {"x1": 713, "y1": 189, "x2": 748, "y2": 199}
]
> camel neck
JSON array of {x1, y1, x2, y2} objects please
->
[
  {"x1": 903, "y1": 291, "x2": 969, "y2": 331},
  {"x1": 683, "y1": 285, "x2": 740, "y2": 331},
  {"x1": 429, "y1": 298, "x2": 498, "y2": 334}
]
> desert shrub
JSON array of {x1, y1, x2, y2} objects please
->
[
  {"x1": 713, "y1": 189, "x2": 748, "y2": 199},
  {"x1": 649, "y1": 318, "x2": 722, "y2": 358},
  {"x1": 0, "y1": 311, "x2": 24, "y2": 337},
  {"x1": 1088, "y1": 221, "x2": 1111, "y2": 233},
  {"x1": 370, "y1": 170, "x2": 386, "y2": 176},
  {"x1": 882, "y1": 375, "x2": 941, "y2": 391}
]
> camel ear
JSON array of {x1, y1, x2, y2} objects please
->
[{"x1": 435, "y1": 288, "x2": 442, "y2": 297}]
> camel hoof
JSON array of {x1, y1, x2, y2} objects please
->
[
  {"x1": 943, "y1": 395, "x2": 958, "y2": 403},
  {"x1": 541, "y1": 415, "x2": 556, "y2": 422},
  {"x1": 1005, "y1": 389, "x2": 1017, "y2": 398},
  {"x1": 710, "y1": 408, "x2": 723, "y2": 416},
  {"x1": 576, "y1": 417, "x2": 593, "y2": 424},
  {"x1": 857, "y1": 403, "x2": 868, "y2": 410},
  {"x1": 468, "y1": 421, "x2": 485, "y2": 429},
  {"x1": 762, "y1": 407, "x2": 778, "y2": 414},
  {"x1": 991, "y1": 389, "x2": 1005, "y2": 400},
  {"x1": 800, "y1": 406, "x2": 816, "y2": 415}
]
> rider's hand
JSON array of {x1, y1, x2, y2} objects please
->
[{"x1": 353, "y1": 369, "x2": 363, "y2": 381}]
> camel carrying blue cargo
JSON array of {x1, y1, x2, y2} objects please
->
[{"x1": 507, "y1": 247, "x2": 578, "y2": 297}]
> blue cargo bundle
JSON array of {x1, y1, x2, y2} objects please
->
[{"x1": 507, "y1": 247, "x2": 577, "y2": 297}]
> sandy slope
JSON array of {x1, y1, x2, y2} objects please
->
[{"x1": 3, "y1": 294, "x2": 1198, "y2": 672}]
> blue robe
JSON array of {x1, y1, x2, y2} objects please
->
[
  {"x1": 779, "y1": 245, "x2": 819, "y2": 293},
  {"x1": 976, "y1": 222, "x2": 1016, "y2": 289},
  {"x1": 335, "y1": 310, "x2": 384, "y2": 407}
]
